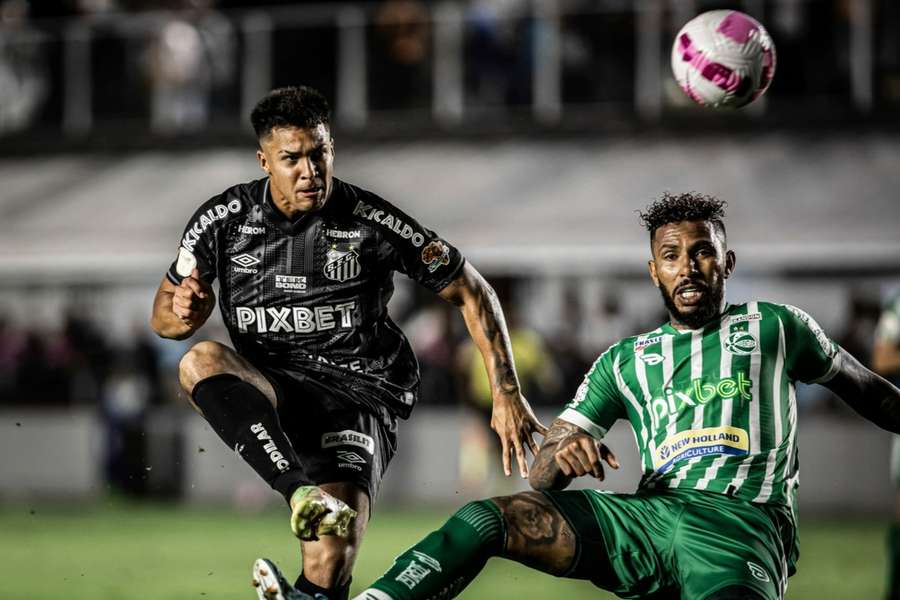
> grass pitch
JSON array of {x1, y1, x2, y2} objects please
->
[{"x1": 1, "y1": 500, "x2": 888, "y2": 599}]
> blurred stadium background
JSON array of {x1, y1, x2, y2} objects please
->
[{"x1": 1, "y1": 0, "x2": 899, "y2": 598}]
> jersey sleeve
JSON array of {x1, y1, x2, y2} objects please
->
[
  {"x1": 558, "y1": 345, "x2": 626, "y2": 439},
  {"x1": 875, "y1": 294, "x2": 900, "y2": 346},
  {"x1": 165, "y1": 197, "x2": 226, "y2": 286},
  {"x1": 777, "y1": 304, "x2": 842, "y2": 384},
  {"x1": 362, "y1": 197, "x2": 464, "y2": 292}
]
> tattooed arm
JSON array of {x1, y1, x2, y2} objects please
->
[
  {"x1": 439, "y1": 262, "x2": 548, "y2": 477},
  {"x1": 529, "y1": 418, "x2": 619, "y2": 491}
]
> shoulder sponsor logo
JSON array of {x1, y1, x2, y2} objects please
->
[
  {"x1": 653, "y1": 426, "x2": 749, "y2": 473},
  {"x1": 175, "y1": 247, "x2": 197, "y2": 277},
  {"x1": 634, "y1": 335, "x2": 664, "y2": 352},
  {"x1": 231, "y1": 253, "x2": 260, "y2": 274},
  {"x1": 724, "y1": 331, "x2": 759, "y2": 355},
  {"x1": 238, "y1": 224, "x2": 265, "y2": 235},
  {"x1": 728, "y1": 312, "x2": 762, "y2": 325},
  {"x1": 353, "y1": 200, "x2": 426, "y2": 247},
  {"x1": 324, "y1": 245, "x2": 361, "y2": 282},
  {"x1": 321, "y1": 429, "x2": 375, "y2": 455},
  {"x1": 275, "y1": 274, "x2": 307, "y2": 293},
  {"x1": 640, "y1": 352, "x2": 665, "y2": 365},
  {"x1": 785, "y1": 305, "x2": 835, "y2": 358},
  {"x1": 421, "y1": 240, "x2": 450, "y2": 273},
  {"x1": 747, "y1": 561, "x2": 770, "y2": 583},
  {"x1": 182, "y1": 198, "x2": 242, "y2": 251},
  {"x1": 235, "y1": 302, "x2": 355, "y2": 333},
  {"x1": 326, "y1": 228, "x2": 362, "y2": 239}
]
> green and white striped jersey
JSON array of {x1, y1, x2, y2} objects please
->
[{"x1": 560, "y1": 302, "x2": 841, "y2": 508}]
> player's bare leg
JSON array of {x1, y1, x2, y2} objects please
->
[
  {"x1": 254, "y1": 483, "x2": 369, "y2": 600},
  {"x1": 178, "y1": 340, "x2": 278, "y2": 409},
  {"x1": 352, "y1": 491, "x2": 576, "y2": 600},
  {"x1": 179, "y1": 341, "x2": 356, "y2": 541},
  {"x1": 297, "y1": 483, "x2": 370, "y2": 595},
  {"x1": 490, "y1": 492, "x2": 576, "y2": 575}
]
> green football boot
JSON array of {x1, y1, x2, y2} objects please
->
[
  {"x1": 289, "y1": 485, "x2": 357, "y2": 541},
  {"x1": 252, "y1": 558, "x2": 321, "y2": 600}
]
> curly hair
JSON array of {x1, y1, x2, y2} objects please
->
[
  {"x1": 638, "y1": 192, "x2": 728, "y2": 242},
  {"x1": 250, "y1": 86, "x2": 331, "y2": 140}
]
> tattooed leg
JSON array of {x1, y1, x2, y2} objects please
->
[
  {"x1": 492, "y1": 491, "x2": 577, "y2": 575},
  {"x1": 352, "y1": 493, "x2": 577, "y2": 600}
]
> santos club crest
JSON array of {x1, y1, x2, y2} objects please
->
[{"x1": 324, "y1": 245, "x2": 361, "y2": 282}]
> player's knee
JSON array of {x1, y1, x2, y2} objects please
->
[
  {"x1": 703, "y1": 585, "x2": 768, "y2": 600},
  {"x1": 178, "y1": 341, "x2": 232, "y2": 393}
]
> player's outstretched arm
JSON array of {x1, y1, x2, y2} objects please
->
[
  {"x1": 529, "y1": 418, "x2": 619, "y2": 491},
  {"x1": 438, "y1": 262, "x2": 549, "y2": 478},
  {"x1": 150, "y1": 269, "x2": 216, "y2": 340},
  {"x1": 824, "y1": 347, "x2": 900, "y2": 434}
]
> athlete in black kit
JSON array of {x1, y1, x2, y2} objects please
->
[{"x1": 149, "y1": 86, "x2": 547, "y2": 600}]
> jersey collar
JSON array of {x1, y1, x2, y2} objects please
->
[{"x1": 661, "y1": 303, "x2": 734, "y2": 335}]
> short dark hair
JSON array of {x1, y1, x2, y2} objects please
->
[
  {"x1": 250, "y1": 86, "x2": 331, "y2": 140},
  {"x1": 638, "y1": 192, "x2": 728, "y2": 242}
]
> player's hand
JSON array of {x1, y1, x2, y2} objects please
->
[
  {"x1": 491, "y1": 393, "x2": 549, "y2": 479},
  {"x1": 171, "y1": 268, "x2": 215, "y2": 327},
  {"x1": 553, "y1": 433, "x2": 619, "y2": 481}
]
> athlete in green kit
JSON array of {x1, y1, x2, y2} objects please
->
[{"x1": 253, "y1": 193, "x2": 900, "y2": 600}]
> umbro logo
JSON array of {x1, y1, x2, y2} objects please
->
[
  {"x1": 231, "y1": 254, "x2": 260, "y2": 267},
  {"x1": 231, "y1": 253, "x2": 260, "y2": 274},
  {"x1": 336, "y1": 450, "x2": 367, "y2": 464}
]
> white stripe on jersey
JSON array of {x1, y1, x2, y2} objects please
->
[
  {"x1": 632, "y1": 336, "x2": 661, "y2": 467},
  {"x1": 727, "y1": 303, "x2": 762, "y2": 494},
  {"x1": 782, "y1": 381, "x2": 799, "y2": 508},
  {"x1": 559, "y1": 408, "x2": 608, "y2": 439},
  {"x1": 748, "y1": 302, "x2": 762, "y2": 452},
  {"x1": 774, "y1": 317, "x2": 786, "y2": 445},
  {"x1": 669, "y1": 330, "x2": 706, "y2": 489},
  {"x1": 753, "y1": 448, "x2": 779, "y2": 503},
  {"x1": 613, "y1": 354, "x2": 652, "y2": 473},
  {"x1": 696, "y1": 320, "x2": 736, "y2": 490},
  {"x1": 662, "y1": 335, "x2": 678, "y2": 441},
  {"x1": 755, "y1": 317, "x2": 789, "y2": 503}
]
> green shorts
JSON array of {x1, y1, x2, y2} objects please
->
[{"x1": 544, "y1": 488, "x2": 795, "y2": 600}]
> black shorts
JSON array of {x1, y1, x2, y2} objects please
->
[{"x1": 259, "y1": 365, "x2": 399, "y2": 505}]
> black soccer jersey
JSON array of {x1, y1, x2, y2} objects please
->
[{"x1": 167, "y1": 177, "x2": 465, "y2": 419}]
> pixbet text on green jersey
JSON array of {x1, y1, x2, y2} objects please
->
[{"x1": 561, "y1": 302, "x2": 841, "y2": 507}]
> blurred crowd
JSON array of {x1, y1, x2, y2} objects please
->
[
  {"x1": 0, "y1": 277, "x2": 891, "y2": 496},
  {"x1": 1, "y1": 0, "x2": 899, "y2": 136}
]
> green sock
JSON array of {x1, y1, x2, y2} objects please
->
[
  {"x1": 888, "y1": 524, "x2": 900, "y2": 599},
  {"x1": 356, "y1": 500, "x2": 505, "y2": 600}
]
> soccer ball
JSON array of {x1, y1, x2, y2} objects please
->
[{"x1": 671, "y1": 10, "x2": 776, "y2": 109}]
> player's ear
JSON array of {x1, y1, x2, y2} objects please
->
[
  {"x1": 648, "y1": 258, "x2": 660, "y2": 288},
  {"x1": 724, "y1": 249, "x2": 736, "y2": 279},
  {"x1": 257, "y1": 148, "x2": 269, "y2": 174}
]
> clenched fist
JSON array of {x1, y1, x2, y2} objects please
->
[{"x1": 172, "y1": 268, "x2": 215, "y2": 327}]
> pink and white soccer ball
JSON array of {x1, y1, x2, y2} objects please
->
[{"x1": 671, "y1": 10, "x2": 776, "y2": 109}]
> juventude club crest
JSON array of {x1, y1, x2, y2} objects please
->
[
  {"x1": 324, "y1": 245, "x2": 361, "y2": 282},
  {"x1": 724, "y1": 331, "x2": 759, "y2": 355}
]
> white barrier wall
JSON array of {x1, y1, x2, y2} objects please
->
[{"x1": 0, "y1": 408, "x2": 894, "y2": 515}]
